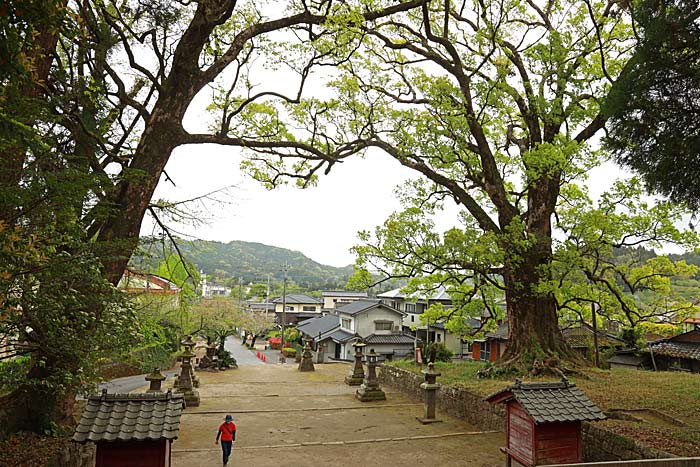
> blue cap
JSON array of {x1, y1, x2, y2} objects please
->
[{"x1": 224, "y1": 414, "x2": 233, "y2": 422}]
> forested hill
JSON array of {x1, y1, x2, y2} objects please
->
[{"x1": 135, "y1": 238, "x2": 354, "y2": 290}]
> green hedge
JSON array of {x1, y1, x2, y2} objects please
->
[{"x1": 282, "y1": 347, "x2": 297, "y2": 357}]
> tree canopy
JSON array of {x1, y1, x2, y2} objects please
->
[
  {"x1": 235, "y1": 0, "x2": 691, "y2": 370},
  {"x1": 604, "y1": 0, "x2": 700, "y2": 208}
]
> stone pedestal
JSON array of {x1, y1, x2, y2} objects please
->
[
  {"x1": 180, "y1": 335, "x2": 200, "y2": 388},
  {"x1": 345, "y1": 340, "x2": 366, "y2": 386},
  {"x1": 298, "y1": 338, "x2": 315, "y2": 372},
  {"x1": 355, "y1": 351, "x2": 386, "y2": 401},
  {"x1": 417, "y1": 362, "x2": 442, "y2": 424}
]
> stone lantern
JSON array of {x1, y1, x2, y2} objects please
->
[
  {"x1": 174, "y1": 340, "x2": 200, "y2": 406},
  {"x1": 145, "y1": 368, "x2": 166, "y2": 393},
  {"x1": 298, "y1": 337, "x2": 315, "y2": 372},
  {"x1": 345, "y1": 340, "x2": 366, "y2": 386},
  {"x1": 416, "y1": 362, "x2": 442, "y2": 424},
  {"x1": 355, "y1": 350, "x2": 386, "y2": 401},
  {"x1": 179, "y1": 335, "x2": 199, "y2": 388}
]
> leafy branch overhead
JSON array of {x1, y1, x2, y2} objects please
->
[{"x1": 233, "y1": 0, "x2": 698, "y2": 368}]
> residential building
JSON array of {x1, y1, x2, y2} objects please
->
[
  {"x1": 562, "y1": 323, "x2": 626, "y2": 361},
  {"x1": 200, "y1": 275, "x2": 231, "y2": 297},
  {"x1": 272, "y1": 293, "x2": 323, "y2": 325},
  {"x1": 647, "y1": 329, "x2": 700, "y2": 373},
  {"x1": 120, "y1": 271, "x2": 180, "y2": 296},
  {"x1": 297, "y1": 299, "x2": 417, "y2": 362},
  {"x1": 683, "y1": 310, "x2": 700, "y2": 332},
  {"x1": 377, "y1": 287, "x2": 459, "y2": 354},
  {"x1": 321, "y1": 290, "x2": 368, "y2": 310},
  {"x1": 471, "y1": 321, "x2": 628, "y2": 363}
]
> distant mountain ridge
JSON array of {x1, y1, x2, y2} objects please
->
[{"x1": 135, "y1": 238, "x2": 354, "y2": 290}]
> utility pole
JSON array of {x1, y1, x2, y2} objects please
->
[
  {"x1": 281, "y1": 263, "x2": 288, "y2": 352},
  {"x1": 591, "y1": 302, "x2": 600, "y2": 368},
  {"x1": 265, "y1": 273, "x2": 270, "y2": 318}
]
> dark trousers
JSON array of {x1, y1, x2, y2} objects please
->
[{"x1": 221, "y1": 440, "x2": 233, "y2": 464}]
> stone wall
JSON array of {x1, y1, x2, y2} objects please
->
[{"x1": 378, "y1": 365, "x2": 673, "y2": 462}]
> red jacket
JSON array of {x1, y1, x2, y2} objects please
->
[{"x1": 218, "y1": 422, "x2": 236, "y2": 442}]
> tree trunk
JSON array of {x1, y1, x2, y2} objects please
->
[{"x1": 498, "y1": 237, "x2": 575, "y2": 371}]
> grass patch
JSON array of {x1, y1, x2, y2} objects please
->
[{"x1": 386, "y1": 360, "x2": 700, "y2": 456}]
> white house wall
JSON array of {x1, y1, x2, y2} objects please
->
[{"x1": 352, "y1": 306, "x2": 403, "y2": 336}]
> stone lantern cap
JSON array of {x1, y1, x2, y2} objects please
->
[
  {"x1": 145, "y1": 368, "x2": 166, "y2": 382},
  {"x1": 181, "y1": 335, "x2": 195, "y2": 348},
  {"x1": 352, "y1": 339, "x2": 367, "y2": 350},
  {"x1": 422, "y1": 362, "x2": 441, "y2": 383}
]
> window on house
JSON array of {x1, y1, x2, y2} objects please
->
[
  {"x1": 302, "y1": 306, "x2": 316, "y2": 312},
  {"x1": 416, "y1": 303, "x2": 426, "y2": 313},
  {"x1": 479, "y1": 341, "x2": 490, "y2": 361},
  {"x1": 342, "y1": 318, "x2": 351, "y2": 329},
  {"x1": 411, "y1": 315, "x2": 415, "y2": 322},
  {"x1": 375, "y1": 321, "x2": 393, "y2": 331},
  {"x1": 436, "y1": 333, "x2": 441, "y2": 342},
  {"x1": 405, "y1": 303, "x2": 416, "y2": 313},
  {"x1": 285, "y1": 305, "x2": 294, "y2": 311}
]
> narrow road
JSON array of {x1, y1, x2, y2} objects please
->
[
  {"x1": 224, "y1": 336, "x2": 264, "y2": 366},
  {"x1": 96, "y1": 370, "x2": 179, "y2": 394}
]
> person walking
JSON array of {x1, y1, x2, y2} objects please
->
[{"x1": 215, "y1": 414, "x2": 237, "y2": 465}]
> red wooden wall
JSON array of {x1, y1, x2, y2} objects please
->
[{"x1": 96, "y1": 439, "x2": 169, "y2": 467}]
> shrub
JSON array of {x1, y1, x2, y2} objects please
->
[
  {"x1": 282, "y1": 347, "x2": 297, "y2": 358},
  {"x1": 422, "y1": 342, "x2": 453, "y2": 362}
]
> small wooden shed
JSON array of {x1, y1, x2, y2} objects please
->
[
  {"x1": 486, "y1": 378, "x2": 606, "y2": 466},
  {"x1": 73, "y1": 389, "x2": 185, "y2": 467}
]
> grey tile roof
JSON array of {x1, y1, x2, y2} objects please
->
[
  {"x1": 326, "y1": 329, "x2": 357, "y2": 343},
  {"x1": 486, "y1": 322, "x2": 509, "y2": 340},
  {"x1": 486, "y1": 379, "x2": 606, "y2": 425},
  {"x1": 297, "y1": 314, "x2": 340, "y2": 337},
  {"x1": 649, "y1": 341, "x2": 700, "y2": 361},
  {"x1": 336, "y1": 299, "x2": 383, "y2": 315},
  {"x1": 376, "y1": 286, "x2": 451, "y2": 301},
  {"x1": 321, "y1": 291, "x2": 368, "y2": 298},
  {"x1": 563, "y1": 323, "x2": 625, "y2": 348},
  {"x1": 363, "y1": 333, "x2": 417, "y2": 345},
  {"x1": 73, "y1": 390, "x2": 184, "y2": 444},
  {"x1": 272, "y1": 293, "x2": 322, "y2": 304}
]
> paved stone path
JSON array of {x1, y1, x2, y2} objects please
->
[
  {"x1": 167, "y1": 363, "x2": 505, "y2": 467},
  {"x1": 224, "y1": 336, "x2": 264, "y2": 366}
]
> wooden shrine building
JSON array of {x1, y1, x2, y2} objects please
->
[
  {"x1": 486, "y1": 378, "x2": 606, "y2": 466},
  {"x1": 73, "y1": 389, "x2": 184, "y2": 467}
]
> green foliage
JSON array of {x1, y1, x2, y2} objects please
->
[
  {"x1": 282, "y1": 347, "x2": 297, "y2": 357},
  {"x1": 421, "y1": 342, "x2": 453, "y2": 363},
  {"x1": 604, "y1": 0, "x2": 700, "y2": 208}
]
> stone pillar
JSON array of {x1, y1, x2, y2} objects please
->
[
  {"x1": 345, "y1": 340, "x2": 366, "y2": 386},
  {"x1": 298, "y1": 338, "x2": 315, "y2": 372},
  {"x1": 145, "y1": 368, "x2": 166, "y2": 393},
  {"x1": 417, "y1": 362, "x2": 442, "y2": 424},
  {"x1": 175, "y1": 344, "x2": 200, "y2": 407},
  {"x1": 355, "y1": 351, "x2": 386, "y2": 401}
]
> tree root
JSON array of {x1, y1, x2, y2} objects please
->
[{"x1": 477, "y1": 353, "x2": 590, "y2": 380}]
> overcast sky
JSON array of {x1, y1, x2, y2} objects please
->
[{"x1": 145, "y1": 143, "x2": 463, "y2": 267}]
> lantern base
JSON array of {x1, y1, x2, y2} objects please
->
[{"x1": 416, "y1": 417, "x2": 442, "y2": 425}]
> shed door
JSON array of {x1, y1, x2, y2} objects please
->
[{"x1": 334, "y1": 342, "x2": 341, "y2": 359}]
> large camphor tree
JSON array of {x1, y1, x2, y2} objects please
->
[{"x1": 233, "y1": 0, "x2": 697, "y2": 370}]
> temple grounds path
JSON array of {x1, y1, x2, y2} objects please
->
[{"x1": 169, "y1": 341, "x2": 505, "y2": 467}]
